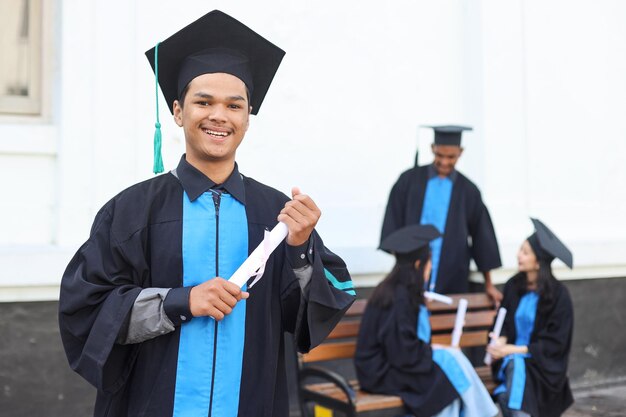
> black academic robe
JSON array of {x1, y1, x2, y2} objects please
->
[
  {"x1": 491, "y1": 275, "x2": 574, "y2": 417},
  {"x1": 354, "y1": 288, "x2": 459, "y2": 416},
  {"x1": 58, "y1": 160, "x2": 355, "y2": 417},
  {"x1": 381, "y1": 165, "x2": 501, "y2": 294}
]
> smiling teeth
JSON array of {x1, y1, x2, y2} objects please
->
[{"x1": 203, "y1": 129, "x2": 228, "y2": 137}]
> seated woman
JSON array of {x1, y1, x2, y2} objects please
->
[
  {"x1": 487, "y1": 218, "x2": 574, "y2": 417},
  {"x1": 355, "y1": 224, "x2": 497, "y2": 417}
]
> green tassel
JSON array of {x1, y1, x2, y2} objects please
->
[
  {"x1": 153, "y1": 122, "x2": 164, "y2": 174},
  {"x1": 152, "y1": 41, "x2": 164, "y2": 174}
]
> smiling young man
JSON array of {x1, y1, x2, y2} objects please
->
[
  {"x1": 176, "y1": 73, "x2": 249, "y2": 182},
  {"x1": 58, "y1": 11, "x2": 355, "y2": 417},
  {"x1": 381, "y1": 125, "x2": 502, "y2": 303}
]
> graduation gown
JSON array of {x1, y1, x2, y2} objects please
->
[
  {"x1": 491, "y1": 275, "x2": 574, "y2": 417},
  {"x1": 58, "y1": 157, "x2": 355, "y2": 417},
  {"x1": 380, "y1": 165, "x2": 501, "y2": 294},
  {"x1": 354, "y1": 288, "x2": 459, "y2": 416}
]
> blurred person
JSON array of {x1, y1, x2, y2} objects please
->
[
  {"x1": 356, "y1": 225, "x2": 498, "y2": 417},
  {"x1": 488, "y1": 218, "x2": 574, "y2": 417},
  {"x1": 381, "y1": 125, "x2": 502, "y2": 304}
]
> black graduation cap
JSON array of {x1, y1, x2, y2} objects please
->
[
  {"x1": 425, "y1": 125, "x2": 473, "y2": 146},
  {"x1": 379, "y1": 224, "x2": 441, "y2": 257},
  {"x1": 145, "y1": 10, "x2": 285, "y2": 115},
  {"x1": 143, "y1": 10, "x2": 286, "y2": 174},
  {"x1": 527, "y1": 218, "x2": 573, "y2": 268}
]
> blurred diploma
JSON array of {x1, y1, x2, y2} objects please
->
[
  {"x1": 484, "y1": 307, "x2": 507, "y2": 365},
  {"x1": 424, "y1": 291, "x2": 454, "y2": 305},
  {"x1": 229, "y1": 222, "x2": 289, "y2": 288},
  {"x1": 451, "y1": 298, "x2": 468, "y2": 347}
]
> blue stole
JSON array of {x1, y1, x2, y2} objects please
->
[
  {"x1": 494, "y1": 291, "x2": 539, "y2": 410},
  {"x1": 173, "y1": 191, "x2": 248, "y2": 417},
  {"x1": 417, "y1": 304, "x2": 470, "y2": 395},
  {"x1": 420, "y1": 175, "x2": 453, "y2": 291}
]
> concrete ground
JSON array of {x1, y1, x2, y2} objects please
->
[{"x1": 563, "y1": 384, "x2": 626, "y2": 417}]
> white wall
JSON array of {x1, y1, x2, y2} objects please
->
[
  {"x1": 1, "y1": 0, "x2": 625, "y2": 300},
  {"x1": 480, "y1": 0, "x2": 626, "y2": 273}
]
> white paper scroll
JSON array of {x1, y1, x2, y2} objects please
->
[
  {"x1": 450, "y1": 298, "x2": 468, "y2": 347},
  {"x1": 424, "y1": 291, "x2": 454, "y2": 305},
  {"x1": 484, "y1": 307, "x2": 507, "y2": 365},
  {"x1": 229, "y1": 222, "x2": 289, "y2": 288}
]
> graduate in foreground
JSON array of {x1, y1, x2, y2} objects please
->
[
  {"x1": 488, "y1": 218, "x2": 574, "y2": 417},
  {"x1": 58, "y1": 10, "x2": 355, "y2": 417},
  {"x1": 355, "y1": 225, "x2": 498, "y2": 417}
]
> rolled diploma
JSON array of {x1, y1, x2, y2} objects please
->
[
  {"x1": 450, "y1": 298, "x2": 468, "y2": 347},
  {"x1": 424, "y1": 291, "x2": 454, "y2": 305},
  {"x1": 484, "y1": 307, "x2": 507, "y2": 365},
  {"x1": 229, "y1": 222, "x2": 289, "y2": 288}
]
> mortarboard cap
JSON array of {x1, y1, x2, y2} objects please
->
[
  {"x1": 145, "y1": 10, "x2": 285, "y2": 115},
  {"x1": 425, "y1": 125, "x2": 473, "y2": 146},
  {"x1": 379, "y1": 224, "x2": 441, "y2": 262},
  {"x1": 144, "y1": 10, "x2": 285, "y2": 174},
  {"x1": 527, "y1": 218, "x2": 573, "y2": 268}
]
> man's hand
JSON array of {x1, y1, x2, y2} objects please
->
[
  {"x1": 189, "y1": 277, "x2": 249, "y2": 320},
  {"x1": 485, "y1": 282, "x2": 503, "y2": 308},
  {"x1": 277, "y1": 187, "x2": 321, "y2": 246}
]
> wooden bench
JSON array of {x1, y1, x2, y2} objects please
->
[{"x1": 296, "y1": 293, "x2": 497, "y2": 417}]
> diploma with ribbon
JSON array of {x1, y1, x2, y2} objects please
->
[
  {"x1": 450, "y1": 298, "x2": 468, "y2": 347},
  {"x1": 484, "y1": 307, "x2": 507, "y2": 365},
  {"x1": 229, "y1": 222, "x2": 289, "y2": 288}
]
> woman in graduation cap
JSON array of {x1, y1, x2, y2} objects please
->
[
  {"x1": 355, "y1": 225, "x2": 498, "y2": 417},
  {"x1": 487, "y1": 218, "x2": 574, "y2": 417}
]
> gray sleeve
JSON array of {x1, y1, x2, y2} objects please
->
[
  {"x1": 293, "y1": 264, "x2": 313, "y2": 298},
  {"x1": 286, "y1": 238, "x2": 315, "y2": 297},
  {"x1": 117, "y1": 288, "x2": 176, "y2": 345},
  {"x1": 293, "y1": 266, "x2": 313, "y2": 337}
]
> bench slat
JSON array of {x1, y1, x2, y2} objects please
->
[
  {"x1": 431, "y1": 330, "x2": 489, "y2": 347},
  {"x1": 324, "y1": 310, "x2": 496, "y2": 340},
  {"x1": 303, "y1": 342, "x2": 356, "y2": 363},
  {"x1": 304, "y1": 330, "x2": 489, "y2": 363},
  {"x1": 303, "y1": 368, "x2": 497, "y2": 412},
  {"x1": 348, "y1": 294, "x2": 494, "y2": 315},
  {"x1": 345, "y1": 299, "x2": 367, "y2": 316},
  {"x1": 427, "y1": 293, "x2": 494, "y2": 312},
  {"x1": 325, "y1": 320, "x2": 361, "y2": 339},
  {"x1": 430, "y1": 310, "x2": 496, "y2": 330},
  {"x1": 303, "y1": 381, "x2": 404, "y2": 412},
  {"x1": 355, "y1": 391, "x2": 404, "y2": 412}
]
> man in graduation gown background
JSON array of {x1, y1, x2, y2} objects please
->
[
  {"x1": 58, "y1": 10, "x2": 355, "y2": 417},
  {"x1": 381, "y1": 125, "x2": 502, "y2": 302}
]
